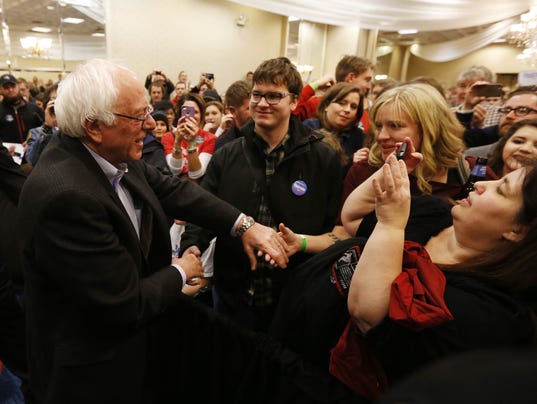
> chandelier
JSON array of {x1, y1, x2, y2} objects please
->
[
  {"x1": 509, "y1": 7, "x2": 537, "y2": 67},
  {"x1": 20, "y1": 36, "x2": 52, "y2": 58}
]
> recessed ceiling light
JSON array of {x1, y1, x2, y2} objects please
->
[
  {"x1": 91, "y1": 32, "x2": 105, "y2": 37},
  {"x1": 32, "y1": 27, "x2": 52, "y2": 33},
  {"x1": 46, "y1": 6, "x2": 55, "y2": 10},
  {"x1": 398, "y1": 29, "x2": 418, "y2": 35},
  {"x1": 61, "y1": 17, "x2": 85, "y2": 24}
]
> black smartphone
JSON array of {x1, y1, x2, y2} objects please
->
[
  {"x1": 396, "y1": 142, "x2": 407, "y2": 160},
  {"x1": 205, "y1": 73, "x2": 214, "y2": 80},
  {"x1": 475, "y1": 83, "x2": 503, "y2": 98}
]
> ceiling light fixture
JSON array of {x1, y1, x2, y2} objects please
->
[
  {"x1": 31, "y1": 27, "x2": 52, "y2": 33},
  {"x1": 20, "y1": 36, "x2": 52, "y2": 58},
  {"x1": 509, "y1": 7, "x2": 537, "y2": 67},
  {"x1": 61, "y1": 17, "x2": 85, "y2": 24},
  {"x1": 397, "y1": 29, "x2": 418, "y2": 35}
]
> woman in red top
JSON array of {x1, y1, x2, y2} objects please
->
[{"x1": 163, "y1": 93, "x2": 216, "y2": 181}]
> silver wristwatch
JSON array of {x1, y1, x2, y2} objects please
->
[{"x1": 237, "y1": 216, "x2": 255, "y2": 237}]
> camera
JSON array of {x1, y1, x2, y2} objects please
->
[
  {"x1": 205, "y1": 73, "x2": 214, "y2": 81},
  {"x1": 155, "y1": 70, "x2": 162, "y2": 76}
]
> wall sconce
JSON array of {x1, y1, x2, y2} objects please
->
[
  {"x1": 235, "y1": 14, "x2": 248, "y2": 27},
  {"x1": 20, "y1": 36, "x2": 52, "y2": 58}
]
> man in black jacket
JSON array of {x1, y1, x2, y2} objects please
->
[
  {"x1": 0, "y1": 142, "x2": 27, "y2": 397},
  {"x1": 0, "y1": 74, "x2": 43, "y2": 144},
  {"x1": 181, "y1": 57, "x2": 343, "y2": 332}
]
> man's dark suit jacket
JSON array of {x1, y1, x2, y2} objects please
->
[
  {"x1": 0, "y1": 144, "x2": 27, "y2": 384},
  {"x1": 0, "y1": 144, "x2": 26, "y2": 287},
  {"x1": 17, "y1": 133, "x2": 242, "y2": 404}
]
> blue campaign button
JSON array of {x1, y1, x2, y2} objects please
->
[{"x1": 291, "y1": 180, "x2": 307, "y2": 196}]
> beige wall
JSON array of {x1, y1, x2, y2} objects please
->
[
  {"x1": 377, "y1": 42, "x2": 524, "y2": 88},
  {"x1": 323, "y1": 25, "x2": 360, "y2": 78},
  {"x1": 106, "y1": 0, "x2": 286, "y2": 94}
]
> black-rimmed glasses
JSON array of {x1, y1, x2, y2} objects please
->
[
  {"x1": 250, "y1": 91, "x2": 292, "y2": 105},
  {"x1": 497, "y1": 106, "x2": 537, "y2": 117},
  {"x1": 113, "y1": 105, "x2": 154, "y2": 129}
]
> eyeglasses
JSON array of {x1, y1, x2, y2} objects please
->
[
  {"x1": 250, "y1": 91, "x2": 292, "y2": 105},
  {"x1": 113, "y1": 105, "x2": 154, "y2": 129},
  {"x1": 497, "y1": 106, "x2": 537, "y2": 117}
]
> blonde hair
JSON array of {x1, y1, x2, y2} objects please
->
[{"x1": 369, "y1": 83, "x2": 465, "y2": 194}]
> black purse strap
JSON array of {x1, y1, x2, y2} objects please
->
[{"x1": 456, "y1": 154, "x2": 470, "y2": 184}]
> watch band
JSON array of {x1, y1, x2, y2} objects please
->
[{"x1": 237, "y1": 216, "x2": 255, "y2": 237}]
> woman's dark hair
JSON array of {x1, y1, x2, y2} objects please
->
[
  {"x1": 488, "y1": 119, "x2": 537, "y2": 177},
  {"x1": 44, "y1": 82, "x2": 59, "y2": 105},
  {"x1": 175, "y1": 92, "x2": 205, "y2": 121},
  {"x1": 444, "y1": 163, "x2": 537, "y2": 304},
  {"x1": 317, "y1": 82, "x2": 364, "y2": 132},
  {"x1": 315, "y1": 82, "x2": 364, "y2": 166}
]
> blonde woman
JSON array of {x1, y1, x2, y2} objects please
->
[{"x1": 342, "y1": 82, "x2": 495, "y2": 206}]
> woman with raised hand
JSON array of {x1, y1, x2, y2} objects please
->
[{"x1": 162, "y1": 93, "x2": 216, "y2": 182}]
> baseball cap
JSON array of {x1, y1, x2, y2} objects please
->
[
  {"x1": 202, "y1": 89, "x2": 222, "y2": 103},
  {"x1": 0, "y1": 74, "x2": 17, "y2": 86}
]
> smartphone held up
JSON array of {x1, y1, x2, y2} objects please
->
[
  {"x1": 396, "y1": 142, "x2": 407, "y2": 160},
  {"x1": 474, "y1": 83, "x2": 503, "y2": 98},
  {"x1": 181, "y1": 105, "x2": 196, "y2": 118}
]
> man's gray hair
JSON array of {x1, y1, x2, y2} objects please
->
[
  {"x1": 55, "y1": 59, "x2": 135, "y2": 138},
  {"x1": 457, "y1": 65, "x2": 496, "y2": 84}
]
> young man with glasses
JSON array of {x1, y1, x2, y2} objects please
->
[
  {"x1": 465, "y1": 87, "x2": 537, "y2": 158},
  {"x1": 181, "y1": 57, "x2": 343, "y2": 332}
]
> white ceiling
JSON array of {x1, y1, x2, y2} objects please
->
[
  {"x1": 229, "y1": 0, "x2": 532, "y2": 31},
  {"x1": 230, "y1": 0, "x2": 532, "y2": 45}
]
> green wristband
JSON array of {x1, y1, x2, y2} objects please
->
[
  {"x1": 310, "y1": 82, "x2": 319, "y2": 91},
  {"x1": 299, "y1": 234, "x2": 307, "y2": 252}
]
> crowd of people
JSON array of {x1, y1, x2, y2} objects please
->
[{"x1": 1, "y1": 55, "x2": 537, "y2": 404}]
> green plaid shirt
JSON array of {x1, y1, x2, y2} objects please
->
[{"x1": 247, "y1": 132, "x2": 290, "y2": 307}]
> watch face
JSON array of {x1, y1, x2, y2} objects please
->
[{"x1": 239, "y1": 216, "x2": 254, "y2": 235}]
